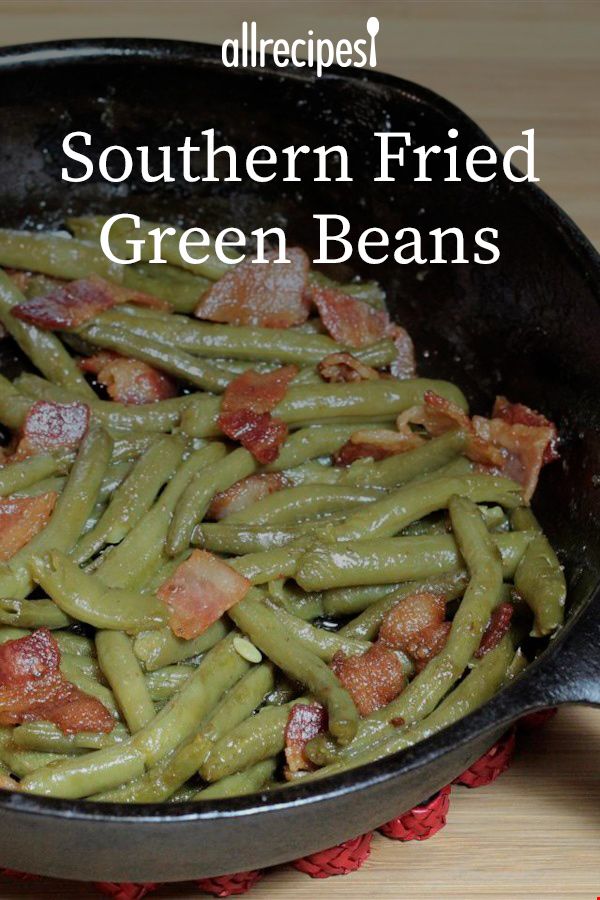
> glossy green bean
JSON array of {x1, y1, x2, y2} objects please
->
[
  {"x1": 308, "y1": 270, "x2": 385, "y2": 307},
  {"x1": 229, "y1": 591, "x2": 358, "y2": 744},
  {"x1": 0, "y1": 373, "x2": 31, "y2": 428},
  {"x1": 0, "y1": 597, "x2": 73, "y2": 629},
  {"x1": 267, "y1": 580, "x2": 324, "y2": 621},
  {"x1": 1, "y1": 744, "x2": 68, "y2": 777},
  {"x1": 54, "y1": 631, "x2": 95, "y2": 657},
  {"x1": 133, "y1": 619, "x2": 229, "y2": 671},
  {"x1": 96, "y1": 631, "x2": 156, "y2": 732},
  {"x1": 0, "y1": 229, "x2": 122, "y2": 280},
  {"x1": 295, "y1": 531, "x2": 533, "y2": 591},
  {"x1": 265, "y1": 599, "x2": 371, "y2": 662},
  {"x1": 20, "y1": 743, "x2": 146, "y2": 799},
  {"x1": 263, "y1": 425, "x2": 378, "y2": 472},
  {"x1": 512, "y1": 508, "x2": 566, "y2": 636},
  {"x1": 0, "y1": 270, "x2": 94, "y2": 399},
  {"x1": 0, "y1": 453, "x2": 62, "y2": 496},
  {"x1": 229, "y1": 542, "x2": 309, "y2": 584},
  {"x1": 145, "y1": 665, "x2": 195, "y2": 702},
  {"x1": 322, "y1": 583, "x2": 406, "y2": 618},
  {"x1": 167, "y1": 446, "x2": 253, "y2": 557},
  {"x1": 122, "y1": 263, "x2": 212, "y2": 313},
  {"x1": 195, "y1": 758, "x2": 276, "y2": 799},
  {"x1": 12, "y1": 721, "x2": 129, "y2": 754},
  {"x1": 225, "y1": 483, "x2": 384, "y2": 527},
  {"x1": 193, "y1": 522, "x2": 307, "y2": 554}
]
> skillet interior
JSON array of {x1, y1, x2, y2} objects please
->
[{"x1": 0, "y1": 39, "x2": 598, "y2": 881}]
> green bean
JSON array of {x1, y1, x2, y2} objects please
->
[
  {"x1": 0, "y1": 423, "x2": 112, "y2": 599},
  {"x1": 32, "y1": 550, "x2": 167, "y2": 632},
  {"x1": 54, "y1": 631, "x2": 95, "y2": 657},
  {"x1": 181, "y1": 379, "x2": 467, "y2": 438},
  {"x1": 265, "y1": 599, "x2": 371, "y2": 662},
  {"x1": 308, "y1": 270, "x2": 386, "y2": 307},
  {"x1": 0, "y1": 229, "x2": 122, "y2": 280},
  {"x1": 264, "y1": 425, "x2": 376, "y2": 472},
  {"x1": 0, "y1": 597, "x2": 73, "y2": 629},
  {"x1": 20, "y1": 743, "x2": 146, "y2": 799},
  {"x1": 295, "y1": 531, "x2": 533, "y2": 591},
  {"x1": 267, "y1": 580, "x2": 324, "y2": 621},
  {"x1": 145, "y1": 665, "x2": 195, "y2": 702},
  {"x1": 122, "y1": 263, "x2": 212, "y2": 313},
  {"x1": 193, "y1": 522, "x2": 306, "y2": 554},
  {"x1": 133, "y1": 619, "x2": 229, "y2": 671},
  {"x1": 201, "y1": 697, "x2": 309, "y2": 782},
  {"x1": 59, "y1": 652, "x2": 104, "y2": 682},
  {"x1": 512, "y1": 508, "x2": 566, "y2": 636},
  {"x1": 229, "y1": 542, "x2": 309, "y2": 584},
  {"x1": 13, "y1": 475, "x2": 66, "y2": 498},
  {"x1": 195, "y1": 759, "x2": 276, "y2": 799},
  {"x1": 0, "y1": 453, "x2": 63, "y2": 496},
  {"x1": 0, "y1": 271, "x2": 95, "y2": 398},
  {"x1": 229, "y1": 591, "x2": 358, "y2": 744},
  {"x1": 77, "y1": 322, "x2": 233, "y2": 392},
  {"x1": 96, "y1": 631, "x2": 156, "y2": 732},
  {"x1": 226, "y1": 484, "x2": 384, "y2": 528},
  {"x1": 59, "y1": 655, "x2": 121, "y2": 719},
  {"x1": 12, "y1": 721, "x2": 129, "y2": 754},
  {"x1": 339, "y1": 573, "x2": 469, "y2": 641},
  {"x1": 1, "y1": 744, "x2": 68, "y2": 777},
  {"x1": 0, "y1": 627, "x2": 31, "y2": 644},
  {"x1": 73, "y1": 435, "x2": 187, "y2": 563},
  {"x1": 167, "y1": 446, "x2": 253, "y2": 556},
  {"x1": 132, "y1": 632, "x2": 250, "y2": 766},
  {"x1": 322, "y1": 583, "x2": 407, "y2": 618},
  {"x1": 96, "y1": 443, "x2": 226, "y2": 589},
  {"x1": 0, "y1": 373, "x2": 31, "y2": 428}
]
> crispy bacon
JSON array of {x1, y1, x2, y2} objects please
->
[
  {"x1": 221, "y1": 366, "x2": 298, "y2": 415},
  {"x1": 399, "y1": 390, "x2": 472, "y2": 437},
  {"x1": 0, "y1": 629, "x2": 114, "y2": 734},
  {"x1": 492, "y1": 396, "x2": 559, "y2": 464},
  {"x1": 317, "y1": 352, "x2": 380, "y2": 384},
  {"x1": 79, "y1": 351, "x2": 177, "y2": 405},
  {"x1": 284, "y1": 702, "x2": 327, "y2": 777},
  {"x1": 218, "y1": 410, "x2": 288, "y2": 465},
  {"x1": 15, "y1": 400, "x2": 90, "y2": 459},
  {"x1": 472, "y1": 416, "x2": 554, "y2": 502},
  {"x1": 0, "y1": 493, "x2": 57, "y2": 562},
  {"x1": 333, "y1": 427, "x2": 424, "y2": 466},
  {"x1": 389, "y1": 325, "x2": 417, "y2": 379},
  {"x1": 332, "y1": 644, "x2": 406, "y2": 716},
  {"x1": 157, "y1": 549, "x2": 250, "y2": 640},
  {"x1": 312, "y1": 287, "x2": 390, "y2": 348},
  {"x1": 11, "y1": 274, "x2": 168, "y2": 330},
  {"x1": 379, "y1": 591, "x2": 450, "y2": 671},
  {"x1": 207, "y1": 473, "x2": 287, "y2": 521},
  {"x1": 475, "y1": 602, "x2": 514, "y2": 658},
  {"x1": 195, "y1": 248, "x2": 310, "y2": 328}
]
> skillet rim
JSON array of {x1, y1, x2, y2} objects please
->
[{"x1": 0, "y1": 36, "x2": 597, "y2": 826}]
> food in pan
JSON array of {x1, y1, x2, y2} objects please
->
[{"x1": 0, "y1": 217, "x2": 565, "y2": 801}]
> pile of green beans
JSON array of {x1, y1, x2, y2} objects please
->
[{"x1": 0, "y1": 220, "x2": 565, "y2": 804}]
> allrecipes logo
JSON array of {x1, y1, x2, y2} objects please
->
[{"x1": 222, "y1": 17, "x2": 379, "y2": 76}]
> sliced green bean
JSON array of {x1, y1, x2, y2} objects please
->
[
  {"x1": 226, "y1": 484, "x2": 383, "y2": 527},
  {"x1": 195, "y1": 758, "x2": 277, "y2": 799},
  {"x1": 0, "y1": 597, "x2": 72, "y2": 629},
  {"x1": 122, "y1": 263, "x2": 212, "y2": 313},
  {"x1": 267, "y1": 580, "x2": 324, "y2": 621},
  {"x1": 133, "y1": 619, "x2": 229, "y2": 671},
  {"x1": 193, "y1": 522, "x2": 306, "y2": 554},
  {"x1": 0, "y1": 453, "x2": 62, "y2": 496},
  {"x1": 264, "y1": 425, "x2": 377, "y2": 472},
  {"x1": 96, "y1": 631, "x2": 156, "y2": 732},
  {"x1": 512, "y1": 508, "x2": 566, "y2": 636},
  {"x1": 20, "y1": 743, "x2": 146, "y2": 799},
  {"x1": 1, "y1": 744, "x2": 68, "y2": 777},
  {"x1": 145, "y1": 665, "x2": 196, "y2": 702},
  {"x1": 229, "y1": 542, "x2": 309, "y2": 584},
  {"x1": 12, "y1": 721, "x2": 129, "y2": 754},
  {"x1": 0, "y1": 229, "x2": 122, "y2": 281},
  {"x1": 0, "y1": 373, "x2": 31, "y2": 429},
  {"x1": 264, "y1": 599, "x2": 371, "y2": 662}
]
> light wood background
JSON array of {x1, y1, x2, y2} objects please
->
[{"x1": 0, "y1": 2, "x2": 598, "y2": 898}]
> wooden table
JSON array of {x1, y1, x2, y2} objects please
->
[{"x1": 0, "y1": 2, "x2": 598, "y2": 897}]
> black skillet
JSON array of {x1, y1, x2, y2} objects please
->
[{"x1": 0, "y1": 39, "x2": 598, "y2": 883}]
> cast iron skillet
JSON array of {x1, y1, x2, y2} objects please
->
[{"x1": 0, "y1": 39, "x2": 598, "y2": 883}]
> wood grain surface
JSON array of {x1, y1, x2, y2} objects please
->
[{"x1": 0, "y1": 2, "x2": 598, "y2": 898}]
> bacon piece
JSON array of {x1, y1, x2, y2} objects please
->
[
  {"x1": 0, "y1": 493, "x2": 57, "y2": 562},
  {"x1": 157, "y1": 549, "x2": 250, "y2": 640},
  {"x1": 312, "y1": 287, "x2": 390, "y2": 348},
  {"x1": 333, "y1": 426, "x2": 424, "y2": 466},
  {"x1": 0, "y1": 629, "x2": 114, "y2": 734},
  {"x1": 317, "y1": 352, "x2": 380, "y2": 384},
  {"x1": 207, "y1": 473, "x2": 287, "y2": 521},
  {"x1": 195, "y1": 248, "x2": 310, "y2": 328},
  {"x1": 14, "y1": 400, "x2": 90, "y2": 459},
  {"x1": 284, "y1": 703, "x2": 327, "y2": 777},
  {"x1": 475, "y1": 602, "x2": 514, "y2": 658},
  {"x1": 472, "y1": 416, "x2": 554, "y2": 502},
  {"x1": 79, "y1": 351, "x2": 177, "y2": 405},
  {"x1": 389, "y1": 325, "x2": 416, "y2": 379},
  {"x1": 379, "y1": 591, "x2": 450, "y2": 671},
  {"x1": 492, "y1": 396, "x2": 559, "y2": 464},
  {"x1": 332, "y1": 644, "x2": 406, "y2": 716},
  {"x1": 11, "y1": 274, "x2": 168, "y2": 330},
  {"x1": 218, "y1": 410, "x2": 288, "y2": 465},
  {"x1": 221, "y1": 366, "x2": 298, "y2": 415}
]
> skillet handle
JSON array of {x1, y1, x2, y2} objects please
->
[{"x1": 516, "y1": 587, "x2": 600, "y2": 710}]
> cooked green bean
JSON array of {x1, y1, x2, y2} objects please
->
[
  {"x1": 0, "y1": 269, "x2": 95, "y2": 398},
  {"x1": 0, "y1": 373, "x2": 31, "y2": 428},
  {"x1": 21, "y1": 743, "x2": 147, "y2": 799},
  {"x1": 0, "y1": 453, "x2": 62, "y2": 496},
  {"x1": 265, "y1": 599, "x2": 372, "y2": 663},
  {"x1": 263, "y1": 425, "x2": 376, "y2": 472},
  {"x1": 512, "y1": 508, "x2": 566, "y2": 636},
  {"x1": 96, "y1": 631, "x2": 156, "y2": 732},
  {"x1": 145, "y1": 665, "x2": 196, "y2": 702},
  {"x1": 322, "y1": 583, "x2": 407, "y2": 618},
  {"x1": 12, "y1": 721, "x2": 129, "y2": 754},
  {"x1": 133, "y1": 619, "x2": 229, "y2": 671},
  {"x1": 0, "y1": 229, "x2": 122, "y2": 280},
  {"x1": 167, "y1": 446, "x2": 254, "y2": 556},
  {"x1": 267, "y1": 580, "x2": 324, "y2": 621},
  {"x1": 122, "y1": 263, "x2": 212, "y2": 313},
  {"x1": 193, "y1": 522, "x2": 306, "y2": 554},
  {"x1": 0, "y1": 597, "x2": 72, "y2": 629},
  {"x1": 194, "y1": 758, "x2": 277, "y2": 799},
  {"x1": 0, "y1": 744, "x2": 68, "y2": 778},
  {"x1": 229, "y1": 542, "x2": 309, "y2": 584},
  {"x1": 225, "y1": 483, "x2": 384, "y2": 527}
]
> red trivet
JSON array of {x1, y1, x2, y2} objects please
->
[
  {"x1": 292, "y1": 832, "x2": 373, "y2": 878},
  {"x1": 453, "y1": 727, "x2": 516, "y2": 788},
  {"x1": 379, "y1": 784, "x2": 451, "y2": 841},
  {"x1": 196, "y1": 870, "x2": 263, "y2": 897},
  {"x1": 96, "y1": 883, "x2": 159, "y2": 900},
  {"x1": 519, "y1": 707, "x2": 558, "y2": 729}
]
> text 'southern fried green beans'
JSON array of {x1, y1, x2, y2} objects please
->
[
  {"x1": 96, "y1": 442, "x2": 227, "y2": 590},
  {"x1": 0, "y1": 373, "x2": 31, "y2": 429},
  {"x1": 0, "y1": 597, "x2": 73, "y2": 630},
  {"x1": 339, "y1": 573, "x2": 469, "y2": 641},
  {"x1": 0, "y1": 453, "x2": 63, "y2": 497},
  {"x1": 0, "y1": 229, "x2": 123, "y2": 281},
  {"x1": 0, "y1": 423, "x2": 112, "y2": 599},
  {"x1": 326, "y1": 473, "x2": 522, "y2": 543},
  {"x1": 265, "y1": 599, "x2": 372, "y2": 663},
  {"x1": 16, "y1": 372, "x2": 192, "y2": 434},
  {"x1": 76, "y1": 322, "x2": 233, "y2": 393},
  {"x1": 307, "y1": 632, "x2": 517, "y2": 779},
  {"x1": 512, "y1": 507, "x2": 566, "y2": 636},
  {"x1": 194, "y1": 758, "x2": 276, "y2": 800},
  {"x1": 295, "y1": 530, "x2": 533, "y2": 591},
  {"x1": 201, "y1": 696, "x2": 310, "y2": 782},
  {"x1": 31, "y1": 551, "x2": 167, "y2": 632},
  {"x1": 167, "y1": 446, "x2": 255, "y2": 557},
  {"x1": 96, "y1": 631, "x2": 156, "y2": 732},
  {"x1": 224, "y1": 483, "x2": 384, "y2": 528},
  {"x1": 133, "y1": 619, "x2": 229, "y2": 671},
  {"x1": 181, "y1": 379, "x2": 468, "y2": 438},
  {"x1": 12, "y1": 721, "x2": 129, "y2": 754},
  {"x1": 0, "y1": 268, "x2": 95, "y2": 398},
  {"x1": 73, "y1": 435, "x2": 187, "y2": 563},
  {"x1": 229, "y1": 590, "x2": 358, "y2": 745}
]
